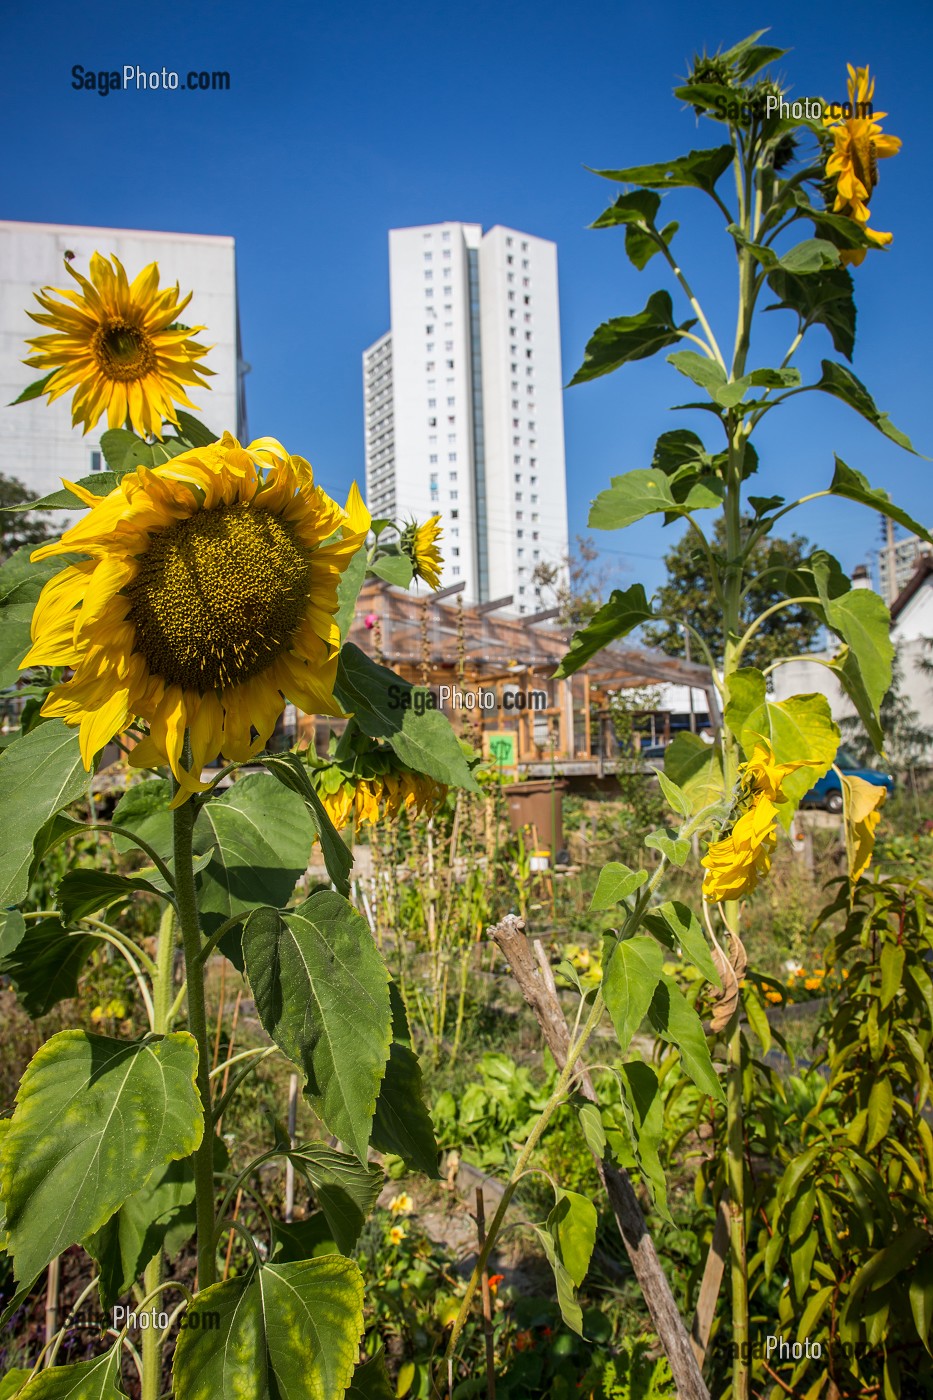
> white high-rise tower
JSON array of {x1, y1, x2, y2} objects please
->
[{"x1": 363, "y1": 221, "x2": 569, "y2": 611}]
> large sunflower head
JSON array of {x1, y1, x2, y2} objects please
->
[
  {"x1": 23, "y1": 253, "x2": 213, "y2": 438},
  {"x1": 401, "y1": 515, "x2": 444, "y2": 591},
  {"x1": 823, "y1": 64, "x2": 901, "y2": 266},
  {"x1": 22, "y1": 434, "x2": 370, "y2": 800}
]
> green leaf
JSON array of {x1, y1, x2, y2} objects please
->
[
  {"x1": 173, "y1": 411, "x2": 219, "y2": 447},
  {"x1": 0, "y1": 919, "x2": 97, "y2": 1018},
  {"x1": 369, "y1": 555, "x2": 414, "y2": 587},
  {"x1": 908, "y1": 1253, "x2": 933, "y2": 1349},
  {"x1": 243, "y1": 895, "x2": 392, "y2": 1162},
  {"x1": 0, "y1": 1371, "x2": 31, "y2": 1400},
  {"x1": 0, "y1": 909, "x2": 26, "y2": 959},
  {"x1": 829, "y1": 457, "x2": 932, "y2": 545},
  {"x1": 602, "y1": 935, "x2": 664, "y2": 1054},
  {"x1": 648, "y1": 974, "x2": 724, "y2": 1101},
  {"x1": 0, "y1": 1030, "x2": 202, "y2": 1288},
  {"x1": 13, "y1": 1348, "x2": 127, "y2": 1398},
  {"x1": 663, "y1": 733, "x2": 725, "y2": 812},
  {"x1": 590, "y1": 467, "x2": 716, "y2": 531},
  {"x1": 290, "y1": 1145, "x2": 383, "y2": 1254},
  {"x1": 547, "y1": 1190, "x2": 597, "y2": 1289},
  {"x1": 655, "y1": 769, "x2": 692, "y2": 818},
  {"x1": 569, "y1": 292, "x2": 692, "y2": 386},
  {"x1": 590, "y1": 189, "x2": 661, "y2": 228},
  {"x1": 272, "y1": 1213, "x2": 338, "y2": 1263},
  {"x1": 619, "y1": 1061, "x2": 670, "y2": 1221},
  {"x1": 260, "y1": 753, "x2": 352, "y2": 896},
  {"x1": 644, "y1": 828, "x2": 690, "y2": 866},
  {"x1": 810, "y1": 554, "x2": 894, "y2": 723},
  {"x1": 9, "y1": 372, "x2": 56, "y2": 407},
  {"x1": 371, "y1": 1043, "x2": 440, "y2": 1178},
  {"x1": 592, "y1": 146, "x2": 734, "y2": 195},
  {"x1": 866, "y1": 1078, "x2": 894, "y2": 1154},
  {"x1": 589, "y1": 862, "x2": 649, "y2": 911},
  {"x1": 555, "y1": 584, "x2": 654, "y2": 677},
  {"x1": 57, "y1": 869, "x2": 166, "y2": 924},
  {"x1": 98, "y1": 429, "x2": 142, "y2": 471},
  {"x1": 533, "y1": 1225, "x2": 584, "y2": 1335},
  {"x1": 743, "y1": 981, "x2": 772, "y2": 1055},
  {"x1": 650, "y1": 429, "x2": 711, "y2": 476},
  {"x1": 85, "y1": 1157, "x2": 195, "y2": 1311},
  {"x1": 0, "y1": 602, "x2": 35, "y2": 691},
  {"x1": 814, "y1": 361, "x2": 917, "y2": 453},
  {"x1": 728, "y1": 672, "x2": 840, "y2": 826},
  {"x1": 625, "y1": 219, "x2": 678, "y2": 271},
  {"x1": 335, "y1": 542, "x2": 368, "y2": 642},
  {"x1": 667, "y1": 350, "x2": 727, "y2": 396},
  {"x1": 642, "y1": 901, "x2": 720, "y2": 987},
  {"x1": 195, "y1": 773, "x2": 318, "y2": 953},
  {"x1": 172, "y1": 1258, "x2": 365, "y2": 1400},
  {"x1": 335, "y1": 644, "x2": 478, "y2": 791},
  {"x1": 111, "y1": 779, "x2": 174, "y2": 862},
  {"x1": 779, "y1": 239, "x2": 841, "y2": 274},
  {"x1": 2, "y1": 475, "x2": 122, "y2": 512},
  {"x1": 880, "y1": 943, "x2": 905, "y2": 1011},
  {"x1": 765, "y1": 266, "x2": 856, "y2": 360},
  {"x1": 577, "y1": 1103, "x2": 607, "y2": 1158},
  {"x1": 0, "y1": 721, "x2": 88, "y2": 906},
  {"x1": 347, "y1": 1349, "x2": 395, "y2": 1400}
]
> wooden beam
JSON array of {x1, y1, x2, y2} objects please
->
[{"x1": 476, "y1": 594, "x2": 514, "y2": 615}]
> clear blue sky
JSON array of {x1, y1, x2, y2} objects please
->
[{"x1": 3, "y1": 0, "x2": 930, "y2": 599}]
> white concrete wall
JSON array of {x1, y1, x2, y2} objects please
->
[
  {"x1": 893, "y1": 580, "x2": 933, "y2": 727},
  {"x1": 0, "y1": 220, "x2": 243, "y2": 525}
]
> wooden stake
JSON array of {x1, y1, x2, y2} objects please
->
[
  {"x1": 44, "y1": 1257, "x2": 60, "y2": 1365},
  {"x1": 285, "y1": 1073, "x2": 299, "y2": 1223}
]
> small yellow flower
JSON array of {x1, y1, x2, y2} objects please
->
[
  {"x1": 90, "y1": 1005, "x2": 104, "y2": 1024},
  {"x1": 389, "y1": 1225, "x2": 407, "y2": 1247},
  {"x1": 23, "y1": 253, "x2": 213, "y2": 437},
  {"x1": 389, "y1": 1193, "x2": 413, "y2": 1215},
  {"x1": 804, "y1": 978, "x2": 820, "y2": 991},
  {"x1": 823, "y1": 65, "x2": 901, "y2": 266},
  {"x1": 765, "y1": 990, "x2": 782, "y2": 1004},
  {"x1": 402, "y1": 515, "x2": 444, "y2": 590}
]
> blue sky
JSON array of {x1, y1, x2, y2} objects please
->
[{"x1": 3, "y1": 0, "x2": 930, "y2": 599}]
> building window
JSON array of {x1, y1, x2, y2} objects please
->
[
  {"x1": 445, "y1": 340, "x2": 453, "y2": 351},
  {"x1": 428, "y1": 398, "x2": 436, "y2": 408},
  {"x1": 446, "y1": 359, "x2": 454, "y2": 369},
  {"x1": 450, "y1": 490, "x2": 458, "y2": 501},
  {"x1": 452, "y1": 547, "x2": 460, "y2": 557},
  {"x1": 448, "y1": 452, "x2": 457, "y2": 462},
  {"x1": 442, "y1": 230, "x2": 451, "y2": 241},
  {"x1": 513, "y1": 454, "x2": 521, "y2": 465},
  {"x1": 443, "y1": 248, "x2": 451, "y2": 259},
  {"x1": 451, "y1": 509, "x2": 459, "y2": 518},
  {"x1": 429, "y1": 454, "x2": 438, "y2": 464},
  {"x1": 449, "y1": 470, "x2": 458, "y2": 481},
  {"x1": 90, "y1": 449, "x2": 103, "y2": 472},
  {"x1": 428, "y1": 417, "x2": 436, "y2": 426},
  {"x1": 447, "y1": 396, "x2": 455, "y2": 406},
  {"x1": 426, "y1": 361, "x2": 435, "y2": 371},
  {"x1": 452, "y1": 566, "x2": 460, "y2": 576}
]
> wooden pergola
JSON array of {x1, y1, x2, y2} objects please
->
[{"x1": 333, "y1": 580, "x2": 719, "y2": 778}]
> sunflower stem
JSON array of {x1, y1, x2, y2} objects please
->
[
  {"x1": 172, "y1": 762, "x2": 217, "y2": 1291},
  {"x1": 140, "y1": 905, "x2": 177, "y2": 1400}
]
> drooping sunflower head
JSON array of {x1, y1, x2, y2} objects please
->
[
  {"x1": 312, "y1": 758, "x2": 447, "y2": 831},
  {"x1": 23, "y1": 253, "x2": 213, "y2": 438},
  {"x1": 22, "y1": 433, "x2": 370, "y2": 799},
  {"x1": 401, "y1": 515, "x2": 444, "y2": 591},
  {"x1": 701, "y1": 743, "x2": 817, "y2": 903},
  {"x1": 822, "y1": 64, "x2": 901, "y2": 266}
]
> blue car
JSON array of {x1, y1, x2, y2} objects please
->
[{"x1": 800, "y1": 746, "x2": 895, "y2": 814}]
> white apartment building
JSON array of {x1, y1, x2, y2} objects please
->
[
  {"x1": 363, "y1": 221, "x2": 569, "y2": 610},
  {"x1": 0, "y1": 220, "x2": 248, "y2": 515}
]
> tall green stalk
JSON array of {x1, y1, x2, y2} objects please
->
[
  {"x1": 172, "y1": 772, "x2": 217, "y2": 1291},
  {"x1": 141, "y1": 903, "x2": 178, "y2": 1400}
]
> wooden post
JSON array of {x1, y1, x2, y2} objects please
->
[
  {"x1": 487, "y1": 916, "x2": 711, "y2": 1400},
  {"x1": 475, "y1": 1188, "x2": 497, "y2": 1400},
  {"x1": 583, "y1": 674, "x2": 591, "y2": 761},
  {"x1": 44, "y1": 1257, "x2": 60, "y2": 1365}
]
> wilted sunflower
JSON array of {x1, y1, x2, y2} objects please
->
[
  {"x1": 315, "y1": 765, "x2": 446, "y2": 830},
  {"x1": 823, "y1": 65, "x2": 901, "y2": 266},
  {"x1": 22, "y1": 433, "x2": 370, "y2": 800},
  {"x1": 841, "y1": 772, "x2": 886, "y2": 881},
  {"x1": 702, "y1": 744, "x2": 817, "y2": 902},
  {"x1": 402, "y1": 515, "x2": 444, "y2": 590},
  {"x1": 23, "y1": 253, "x2": 213, "y2": 437}
]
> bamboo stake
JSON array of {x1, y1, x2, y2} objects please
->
[{"x1": 475, "y1": 1188, "x2": 496, "y2": 1400}]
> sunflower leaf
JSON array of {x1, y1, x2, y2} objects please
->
[
  {"x1": 259, "y1": 752, "x2": 352, "y2": 896},
  {"x1": 0, "y1": 919, "x2": 97, "y2": 1018},
  {"x1": 828, "y1": 457, "x2": 932, "y2": 544},
  {"x1": 590, "y1": 145, "x2": 735, "y2": 195},
  {"x1": 555, "y1": 584, "x2": 654, "y2": 678},
  {"x1": 813, "y1": 361, "x2": 918, "y2": 453},
  {"x1": 9, "y1": 372, "x2": 56, "y2": 406},
  {"x1": 1, "y1": 474, "x2": 122, "y2": 512},
  {"x1": 99, "y1": 428, "x2": 143, "y2": 471},
  {"x1": 11, "y1": 1348, "x2": 128, "y2": 1398},
  {"x1": 648, "y1": 974, "x2": 724, "y2": 1101},
  {"x1": 172, "y1": 1258, "x2": 365, "y2": 1400},
  {"x1": 0, "y1": 1030, "x2": 202, "y2": 1290},
  {"x1": 287, "y1": 1145, "x2": 383, "y2": 1253},
  {"x1": 0, "y1": 720, "x2": 89, "y2": 907},
  {"x1": 570, "y1": 292, "x2": 694, "y2": 385},
  {"x1": 243, "y1": 895, "x2": 392, "y2": 1162}
]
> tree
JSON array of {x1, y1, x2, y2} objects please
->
[
  {"x1": 532, "y1": 534, "x2": 609, "y2": 626},
  {"x1": 642, "y1": 517, "x2": 821, "y2": 671},
  {"x1": 0, "y1": 472, "x2": 52, "y2": 560}
]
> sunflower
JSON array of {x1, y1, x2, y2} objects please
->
[
  {"x1": 23, "y1": 253, "x2": 213, "y2": 438},
  {"x1": 315, "y1": 765, "x2": 447, "y2": 830},
  {"x1": 701, "y1": 744, "x2": 817, "y2": 902},
  {"x1": 841, "y1": 773, "x2": 886, "y2": 881},
  {"x1": 823, "y1": 65, "x2": 901, "y2": 266},
  {"x1": 21, "y1": 433, "x2": 370, "y2": 800},
  {"x1": 402, "y1": 515, "x2": 444, "y2": 590}
]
